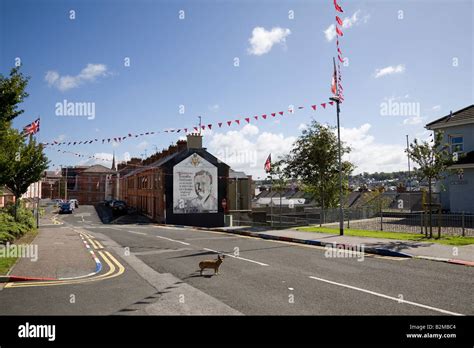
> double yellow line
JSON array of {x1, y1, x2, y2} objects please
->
[
  {"x1": 5, "y1": 232, "x2": 124, "y2": 288},
  {"x1": 80, "y1": 231, "x2": 104, "y2": 250}
]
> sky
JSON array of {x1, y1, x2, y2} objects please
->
[{"x1": 1, "y1": 0, "x2": 472, "y2": 178}]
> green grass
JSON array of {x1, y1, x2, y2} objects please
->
[
  {"x1": 0, "y1": 229, "x2": 38, "y2": 275},
  {"x1": 0, "y1": 255, "x2": 18, "y2": 275},
  {"x1": 296, "y1": 226, "x2": 474, "y2": 246}
]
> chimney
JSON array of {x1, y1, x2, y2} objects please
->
[
  {"x1": 187, "y1": 133, "x2": 202, "y2": 149},
  {"x1": 177, "y1": 139, "x2": 187, "y2": 152},
  {"x1": 168, "y1": 144, "x2": 178, "y2": 154}
]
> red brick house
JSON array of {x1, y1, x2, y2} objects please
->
[
  {"x1": 119, "y1": 134, "x2": 230, "y2": 227},
  {"x1": 65, "y1": 165, "x2": 118, "y2": 204}
]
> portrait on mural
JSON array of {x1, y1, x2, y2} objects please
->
[{"x1": 173, "y1": 153, "x2": 218, "y2": 213}]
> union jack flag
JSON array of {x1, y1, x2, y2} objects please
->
[
  {"x1": 264, "y1": 154, "x2": 272, "y2": 173},
  {"x1": 23, "y1": 118, "x2": 40, "y2": 136}
]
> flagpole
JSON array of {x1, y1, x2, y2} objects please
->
[
  {"x1": 330, "y1": 57, "x2": 344, "y2": 236},
  {"x1": 36, "y1": 116, "x2": 40, "y2": 228},
  {"x1": 270, "y1": 176, "x2": 273, "y2": 228}
]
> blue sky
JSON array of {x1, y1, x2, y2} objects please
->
[{"x1": 1, "y1": 0, "x2": 472, "y2": 177}]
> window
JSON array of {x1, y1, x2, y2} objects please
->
[{"x1": 450, "y1": 135, "x2": 463, "y2": 153}]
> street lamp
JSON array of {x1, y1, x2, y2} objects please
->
[{"x1": 329, "y1": 94, "x2": 344, "y2": 236}]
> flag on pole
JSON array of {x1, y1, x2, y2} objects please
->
[
  {"x1": 264, "y1": 154, "x2": 272, "y2": 173},
  {"x1": 331, "y1": 57, "x2": 338, "y2": 95},
  {"x1": 23, "y1": 118, "x2": 40, "y2": 136},
  {"x1": 334, "y1": 0, "x2": 344, "y2": 13}
]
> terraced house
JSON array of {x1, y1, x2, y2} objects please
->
[
  {"x1": 426, "y1": 104, "x2": 474, "y2": 213},
  {"x1": 119, "y1": 134, "x2": 249, "y2": 227}
]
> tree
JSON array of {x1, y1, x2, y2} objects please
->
[
  {"x1": 0, "y1": 66, "x2": 48, "y2": 220},
  {"x1": 0, "y1": 67, "x2": 30, "y2": 130},
  {"x1": 0, "y1": 129, "x2": 48, "y2": 219},
  {"x1": 281, "y1": 120, "x2": 354, "y2": 218},
  {"x1": 406, "y1": 132, "x2": 451, "y2": 238}
]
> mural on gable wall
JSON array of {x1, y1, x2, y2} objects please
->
[{"x1": 173, "y1": 153, "x2": 218, "y2": 214}]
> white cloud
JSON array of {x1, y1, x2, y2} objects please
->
[
  {"x1": 208, "y1": 104, "x2": 220, "y2": 112},
  {"x1": 248, "y1": 27, "x2": 291, "y2": 56},
  {"x1": 206, "y1": 122, "x2": 407, "y2": 176},
  {"x1": 207, "y1": 125, "x2": 295, "y2": 178},
  {"x1": 432, "y1": 105, "x2": 441, "y2": 111},
  {"x1": 45, "y1": 63, "x2": 108, "y2": 91},
  {"x1": 137, "y1": 141, "x2": 148, "y2": 150},
  {"x1": 324, "y1": 10, "x2": 370, "y2": 42},
  {"x1": 79, "y1": 152, "x2": 130, "y2": 167},
  {"x1": 123, "y1": 152, "x2": 131, "y2": 162},
  {"x1": 55, "y1": 134, "x2": 66, "y2": 142},
  {"x1": 340, "y1": 123, "x2": 407, "y2": 174},
  {"x1": 298, "y1": 123, "x2": 307, "y2": 131},
  {"x1": 374, "y1": 64, "x2": 405, "y2": 78},
  {"x1": 414, "y1": 130, "x2": 431, "y2": 142},
  {"x1": 403, "y1": 115, "x2": 423, "y2": 125},
  {"x1": 240, "y1": 124, "x2": 259, "y2": 136}
]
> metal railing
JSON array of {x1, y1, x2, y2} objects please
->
[{"x1": 229, "y1": 206, "x2": 474, "y2": 236}]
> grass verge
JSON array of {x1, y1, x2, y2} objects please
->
[
  {"x1": 296, "y1": 227, "x2": 474, "y2": 246},
  {"x1": 0, "y1": 229, "x2": 38, "y2": 275}
]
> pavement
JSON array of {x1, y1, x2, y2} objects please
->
[
  {"x1": 4, "y1": 225, "x2": 97, "y2": 280},
  {"x1": 201, "y1": 226, "x2": 474, "y2": 266}
]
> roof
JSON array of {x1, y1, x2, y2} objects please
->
[
  {"x1": 426, "y1": 105, "x2": 474, "y2": 129},
  {"x1": 122, "y1": 151, "x2": 181, "y2": 178},
  {"x1": 82, "y1": 164, "x2": 117, "y2": 174},
  {"x1": 229, "y1": 169, "x2": 249, "y2": 179},
  {"x1": 44, "y1": 170, "x2": 61, "y2": 178},
  {"x1": 1, "y1": 186, "x2": 14, "y2": 196}
]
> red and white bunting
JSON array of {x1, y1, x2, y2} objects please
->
[{"x1": 42, "y1": 99, "x2": 336, "y2": 148}]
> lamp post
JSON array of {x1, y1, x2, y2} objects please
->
[
  {"x1": 329, "y1": 94, "x2": 344, "y2": 236},
  {"x1": 406, "y1": 135, "x2": 411, "y2": 212}
]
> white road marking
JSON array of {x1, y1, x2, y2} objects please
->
[
  {"x1": 203, "y1": 248, "x2": 269, "y2": 267},
  {"x1": 308, "y1": 276, "x2": 464, "y2": 316},
  {"x1": 133, "y1": 248, "x2": 193, "y2": 256},
  {"x1": 156, "y1": 235, "x2": 191, "y2": 246},
  {"x1": 127, "y1": 230, "x2": 147, "y2": 236},
  {"x1": 184, "y1": 236, "x2": 240, "y2": 241}
]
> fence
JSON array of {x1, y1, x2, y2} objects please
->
[{"x1": 230, "y1": 206, "x2": 474, "y2": 237}]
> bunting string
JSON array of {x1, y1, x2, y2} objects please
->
[{"x1": 42, "y1": 99, "x2": 335, "y2": 148}]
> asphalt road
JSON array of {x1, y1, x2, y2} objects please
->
[{"x1": 0, "y1": 205, "x2": 472, "y2": 315}]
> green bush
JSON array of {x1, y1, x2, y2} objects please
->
[
  {"x1": 0, "y1": 208, "x2": 35, "y2": 244},
  {"x1": 5, "y1": 202, "x2": 36, "y2": 229},
  {"x1": 0, "y1": 231, "x2": 15, "y2": 244}
]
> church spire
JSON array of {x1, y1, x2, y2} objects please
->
[{"x1": 111, "y1": 151, "x2": 116, "y2": 171}]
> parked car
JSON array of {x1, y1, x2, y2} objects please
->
[
  {"x1": 112, "y1": 200, "x2": 127, "y2": 214},
  {"x1": 69, "y1": 199, "x2": 79, "y2": 208},
  {"x1": 101, "y1": 199, "x2": 115, "y2": 206},
  {"x1": 59, "y1": 202, "x2": 74, "y2": 214},
  {"x1": 53, "y1": 199, "x2": 64, "y2": 207}
]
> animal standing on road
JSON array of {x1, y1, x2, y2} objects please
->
[{"x1": 199, "y1": 254, "x2": 225, "y2": 276}]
